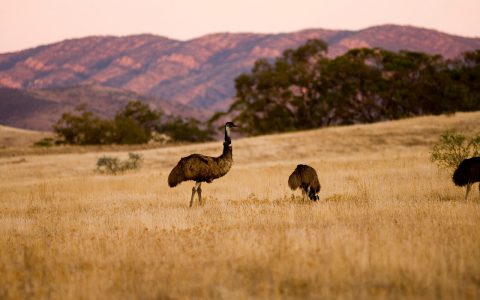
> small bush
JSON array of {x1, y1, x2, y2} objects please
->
[
  {"x1": 430, "y1": 130, "x2": 480, "y2": 170},
  {"x1": 33, "y1": 137, "x2": 55, "y2": 147},
  {"x1": 123, "y1": 153, "x2": 143, "y2": 170},
  {"x1": 96, "y1": 152, "x2": 143, "y2": 175}
]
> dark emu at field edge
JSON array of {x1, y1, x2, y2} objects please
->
[{"x1": 452, "y1": 156, "x2": 480, "y2": 200}]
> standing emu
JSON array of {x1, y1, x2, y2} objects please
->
[
  {"x1": 288, "y1": 164, "x2": 321, "y2": 201},
  {"x1": 452, "y1": 157, "x2": 480, "y2": 200},
  {"x1": 168, "y1": 122, "x2": 237, "y2": 207}
]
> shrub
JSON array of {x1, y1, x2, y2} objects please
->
[
  {"x1": 430, "y1": 130, "x2": 480, "y2": 170},
  {"x1": 96, "y1": 152, "x2": 143, "y2": 175},
  {"x1": 123, "y1": 152, "x2": 143, "y2": 170},
  {"x1": 33, "y1": 137, "x2": 55, "y2": 147}
]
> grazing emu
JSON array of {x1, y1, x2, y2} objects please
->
[
  {"x1": 168, "y1": 122, "x2": 237, "y2": 207},
  {"x1": 452, "y1": 157, "x2": 480, "y2": 200},
  {"x1": 288, "y1": 164, "x2": 321, "y2": 201}
]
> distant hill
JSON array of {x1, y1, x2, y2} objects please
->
[
  {"x1": 0, "y1": 85, "x2": 209, "y2": 131},
  {"x1": 0, "y1": 24, "x2": 479, "y2": 128},
  {"x1": 0, "y1": 124, "x2": 52, "y2": 148}
]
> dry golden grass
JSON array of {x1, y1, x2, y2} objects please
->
[{"x1": 1, "y1": 112, "x2": 480, "y2": 299}]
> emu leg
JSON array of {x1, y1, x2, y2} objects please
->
[
  {"x1": 197, "y1": 183, "x2": 203, "y2": 205},
  {"x1": 307, "y1": 187, "x2": 313, "y2": 201},
  {"x1": 190, "y1": 186, "x2": 196, "y2": 207},
  {"x1": 301, "y1": 188, "x2": 308, "y2": 200},
  {"x1": 465, "y1": 183, "x2": 472, "y2": 201},
  {"x1": 190, "y1": 182, "x2": 201, "y2": 207},
  {"x1": 308, "y1": 187, "x2": 318, "y2": 201}
]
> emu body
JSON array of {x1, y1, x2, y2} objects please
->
[
  {"x1": 288, "y1": 164, "x2": 321, "y2": 201},
  {"x1": 168, "y1": 122, "x2": 236, "y2": 207},
  {"x1": 452, "y1": 157, "x2": 480, "y2": 200}
]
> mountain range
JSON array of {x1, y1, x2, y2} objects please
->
[{"x1": 1, "y1": 24, "x2": 479, "y2": 131}]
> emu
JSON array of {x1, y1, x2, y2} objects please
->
[
  {"x1": 452, "y1": 157, "x2": 480, "y2": 200},
  {"x1": 168, "y1": 122, "x2": 237, "y2": 207},
  {"x1": 288, "y1": 164, "x2": 321, "y2": 201}
]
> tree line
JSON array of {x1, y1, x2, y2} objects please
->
[
  {"x1": 53, "y1": 101, "x2": 213, "y2": 145},
  {"x1": 214, "y1": 39, "x2": 480, "y2": 135}
]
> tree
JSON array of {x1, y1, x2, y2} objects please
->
[
  {"x1": 115, "y1": 100, "x2": 161, "y2": 134},
  {"x1": 320, "y1": 48, "x2": 388, "y2": 124},
  {"x1": 112, "y1": 100, "x2": 161, "y2": 144},
  {"x1": 229, "y1": 39, "x2": 329, "y2": 135},
  {"x1": 112, "y1": 116, "x2": 150, "y2": 144},
  {"x1": 455, "y1": 50, "x2": 480, "y2": 110}
]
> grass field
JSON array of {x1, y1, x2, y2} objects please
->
[{"x1": 1, "y1": 112, "x2": 480, "y2": 299}]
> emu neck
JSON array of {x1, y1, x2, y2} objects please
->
[
  {"x1": 221, "y1": 142, "x2": 232, "y2": 159},
  {"x1": 224, "y1": 126, "x2": 232, "y2": 145}
]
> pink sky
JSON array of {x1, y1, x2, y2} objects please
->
[{"x1": 1, "y1": 0, "x2": 479, "y2": 53}]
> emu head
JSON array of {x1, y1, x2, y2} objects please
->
[
  {"x1": 224, "y1": 122, "x2": 237, "y2": 145},
  {"x1": 225, "y1": 122, "x2": 237, "y2": 129}
]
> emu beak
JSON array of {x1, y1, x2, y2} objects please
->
[{"x1": 231, "y1": 123, "x2": 238, "y2": 128}]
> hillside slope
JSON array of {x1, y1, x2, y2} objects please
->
[
  {"x1": 0, "y1": 124, "x2": 52, "y2": 148},
  {"x1": 0, "y1": 85, "x2": 209, "y2": 131}
]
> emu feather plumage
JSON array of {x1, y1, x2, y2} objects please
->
[
  {"x1": 168, "y1": 122, "x2": 236, "y2": 207},
  {"x1": 288, "y1": 164, "x2": 321, "y2": 201},
  {"x1": 452, "y1": 156, "x2": 480, "y2": 200}
]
